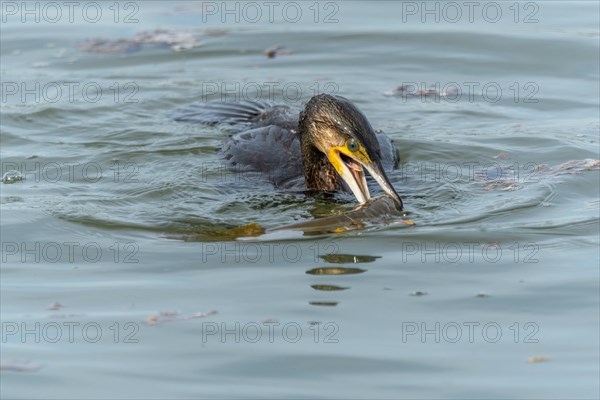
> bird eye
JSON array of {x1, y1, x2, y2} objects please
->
[{"x1": 346, "y1": 139, "x2": 359, "y2": 152}]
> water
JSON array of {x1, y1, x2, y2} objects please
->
[{"x1": 1, "y1": 1, "x2": 599, "y2": 398}]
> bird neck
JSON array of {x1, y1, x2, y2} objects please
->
[{"x1": 300, "y1": 135, "x2": 342, "y2": 192}]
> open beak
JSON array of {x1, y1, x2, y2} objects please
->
[
  {"x1": 363, "y1": 161, "x2": 403, "y2": 209},
  {"x1": 328, "y1": 147, "x2": 403, "y2": 209}
]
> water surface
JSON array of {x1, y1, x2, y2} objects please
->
[{"x1": 1, "y1": 1, "x2": 599, "y2": 399}]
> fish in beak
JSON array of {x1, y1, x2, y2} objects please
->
[{"x1": 327, "y1": 138, "x2": 403, "y2": 209}]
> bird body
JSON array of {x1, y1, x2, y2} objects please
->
[{"x1": 172, "y1": 94, "x2": 402, "y2": 208}]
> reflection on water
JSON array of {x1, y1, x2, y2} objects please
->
[
  {"x1": 306, "y1": 267, "x2": 367, "y2": 275},
  {"x1": 320, "y1": 254, "x2": 381, "y2": 264},
  {"x1": 169, "y1": 222, "x2": 266, "y2": 241},
  {"x1": 307, "y1": 265, "x2": 369, "y2": 307},
  {"x1": 308, "y1": 301, "x2": 339, "y2": 307},
  {"x1": 268, "y1": 195, "x2": 412, "y2": 234},
  {"x1": 310, "y1": 284, "x2": 350, "y2": 291}
]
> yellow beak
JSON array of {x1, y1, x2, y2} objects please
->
[{"x1": 327, "y1": 143, "x2": 402, "y2": 208}]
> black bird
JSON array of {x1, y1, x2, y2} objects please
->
[{"x1": 172, "y1": 94, "x2": 403, "y2": 209}]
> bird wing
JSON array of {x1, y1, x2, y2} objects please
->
[
  {"x1": 220, "y1": 124, "x2": 304, "y2": 189},
  {"x1": 170, "y1": 100, "x2": 298, "y2": 131},
  {"x1": 171, "y1": 100, "x2": 304, "y2": 189}
]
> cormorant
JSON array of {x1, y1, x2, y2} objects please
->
[{"x1": 172, "y1": 94, "x2": 403, "y2": 209}]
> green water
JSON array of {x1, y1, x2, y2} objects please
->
[{"x1": 1, "y1": 1, "x2": 599, "y2": 398}]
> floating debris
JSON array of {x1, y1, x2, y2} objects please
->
[
  {"x1": 145, "y1": 310, "x2": 217, "y2": 325},
  {"x1": 527, "y1": 356, "x2": 550, "y2": 363},
  {"x1": 79, "y1": 38, "x2": 142, "y2": 54},
  {"x1": 2, "y1": 170, "x2": 23, "y2": 184},
  {"x1": 494, "y1": 152, "x2": 511, "y2": 160},
  {"x1": 264, "y1": 45, "x2": 292, "y2": 58},
  {"x1": 479, "y1": 159, "x2": 599, "y2": 191},
  {"x1": 385, "y1": 84, "x2": 459, "y2": 98},
  {"x1": 482, "y1": 181, "x2": 522, "y2": 191},
  {"x1": 190, "y1": 311, "x2": 218, "y2": 318},
  {"x1": 46, "y1": 302, "x2": 64, "y2": 311},
  {"x1": 409, "y1": 291, "x2": 428, "y2": 296},
  {"x1": 0, "y1": 360, "x2": 42, "y2": 372},
  {"x1": 204, "y1": 29, "x2": 227, "y2": 36},
  {"x1": 80, "y1": 30, "x2": 201, "y2": 54},
  {"x1": 134, "y1": 30, "x2": 200, "y2": 52},
  {"x1": 48, "y1": 313, "x2": 85, "y2": 318},
  {"x1": 550, "y1": 159, "x2": 600, "y2": 175}
]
